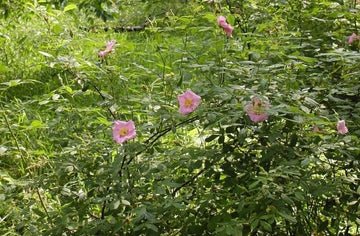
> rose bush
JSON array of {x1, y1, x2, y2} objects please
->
[{"x1": 1, "y1": 0, "x2": 360, "y2": 235}]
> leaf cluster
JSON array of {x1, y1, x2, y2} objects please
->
[{"x1": 1, "y1": 0, "x2": 360, "y2": 235}]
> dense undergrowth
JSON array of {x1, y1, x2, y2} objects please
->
[{"x1": 1, "y1": 0, "x2": 360, "y2": 235}]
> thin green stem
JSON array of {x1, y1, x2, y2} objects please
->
[
  {"x1": 1, "y1": 109, "x2": 27, "y2": 173},
  {"x1": 157, "y1": 46, "x2": 167, "y2": 98},
  {"x1": 36, "y1": 188, "x2": 52, "y2": 226},
  {"x1": 2, "y1": 108, "x2": 53, "y2": 225}
]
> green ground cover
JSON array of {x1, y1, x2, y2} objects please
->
[{"x1": 1, "y1": 0, "x2": 360, "y2": 235}]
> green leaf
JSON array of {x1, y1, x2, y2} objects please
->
[
  {"x1": 145, "y1": 223, "x2": 158, "y2": 232},
  {"x1": 39, "y1": 100, "x2": 49, "y2": 105},
  {"x1": 0, "y1": 146, "x2": 7, "y2": 155},
  {"x1": 62, "y1": 86, "x2": 73, "y2": 94},
  {"x1": 0, "y1": 63, "x2": 10, "y2": 72},
  {"x1": 304, "y1": 97, "x2": 319, "y2": 106},
  {"x1": 277, "y1": 211, "x2": 296, "y2": 223},
  {"x1": 347, "y1": 200, "x2": 358, "y2": 206},
  {"x1": 30, "y1": 120, "x2": 46, "y2": 129},
  {"x1": 52, "y1": 94, "x2": 60, "y2": 100},
  {"x1": 0, "y1": 33, "x2": 10, "y2": 40},
  {"x1": 2, "y1": 79, "x2": 21, "y2": 87},
  {"x1": 121, "y1": 199, "x2": 131, "y2": 206},
  {"x1": 251, "y1": 219, "x2": 259, "y2": 231},
  {"x1": 52, "y1": 24, "x2": 63, "y2": 34},
  {"x1": 110, "y1": 200, "x2": 120, "y2": 210},
  {"x1": 161, "y1": 180, "x2": 181, "y2": 188},
  {"x1": 64, "y1": 3, "x2": 77, "y2": 12},
  {"x1": 95, "y1": 117, "x2": 112, "y2": 126},
  {"x1": 0, "y1": 171, "x2": 14, "y2": 184},
  {"x1": 260, "y1": 220, "x2": 272, "y2": 232},
  {"x1": 281, "y1": 194, "x2": 294, "y2": 205},
  {"x1": 294, "y1": 191, "x2": 305, "y2": 201},
  {"x1": 38, "y1": 51, "x2": 54, "y2": 58},
  {"x1": 249, "y1": 180, "x2": 261, "y2": 189},
  {"x1": 205, "y1": 134, "x2": 218, "y2": 142}
]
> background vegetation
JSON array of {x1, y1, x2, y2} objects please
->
[{"x1": 1, "y1": 0, "x2": 360, "y2": 235}]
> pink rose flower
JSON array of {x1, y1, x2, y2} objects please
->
[
  {"x1": 217, "y1": 16, "x2": 234, "y2": 37},
  {"x1": 178, "y1": 90, "x2": 201, "y2": 115},
  {"x1": 98, "y1": 40, "x2": 116, "y2": 57},
  {"x1": 113, "y1": 120, "x2": 136, "y2": 143},
  {"x1": 348, "y1": 33, "x2": 357, "y2": 44},
  {"x1": 337, "y1": 120, "x2": 348, "y2": 135},
  {"x1": 98, "y1": 51, "x2": 107, "y2": 57},
  {"x1": 347, "y1": 33, "x2": 360, "y2": 44},
  {"x1": 245, "y1": 97, "x2": 270, "y2": 123},
  {"x1": 312, "y1": 125, "x2": 320, "y2": 132}
]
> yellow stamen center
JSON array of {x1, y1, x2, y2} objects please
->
[
  {"x1": 253, "y1": 101, "x2": 263, "y2": 115},
  {"x1": 119, "y1": 127, "x2": 128, "y2": 136},
  {"x1": 184, "y1": 98, "x2": 193, "y2": 107}
]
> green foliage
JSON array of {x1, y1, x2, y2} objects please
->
[{"x1": 1, "y1": 0, "x2": 360, "y2": 235}]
